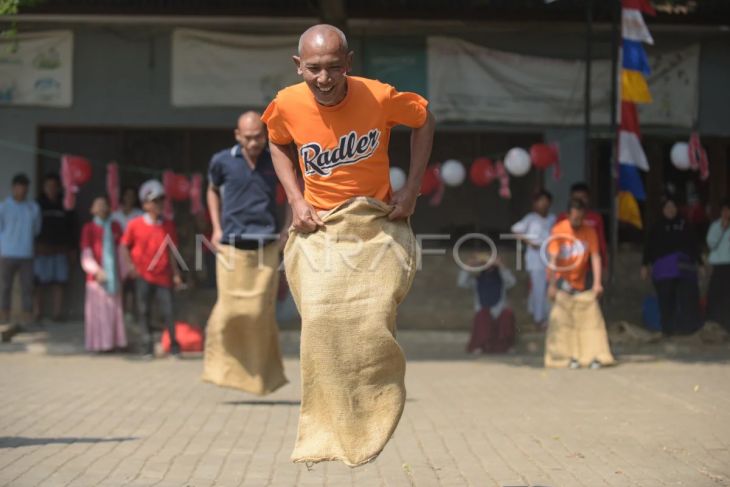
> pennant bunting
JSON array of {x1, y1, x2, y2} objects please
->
[
  {"x1": 189, "y1": 173, "x2": 204, "y2": 215},
  {"x1": 622, "y1": 9, "x2": 654, "y2": 45},
  {"x1": 622, "y1": 39, "x2": 651, "y2": 76},
  {"x1": 622, "y1": 0, "x2": 656, "y2": 16},
  {"x1": 106, "y1": 162, "x2": 120, "y2": 212},
  {"x1": 688, "y1": 132, "x2": 709, "y2": 181},
  {"x1": 619, "y1": 163, "x2": 647, "y2": 200},
  {"x1": 495, "y1": 161, "x2": 511, "y2": 199},
  {"x1": 619, "y1": 132, "x2": 649, "y2": 171},
  {"x1": 621, "y1": 70, "x2": 653, "y2": 104},
  {"x1": 620, "y1": 101, "x2": 641, "y2": 136},
  {"x1": 617, "y1": 191, "x2": 643, "y2": 229}
]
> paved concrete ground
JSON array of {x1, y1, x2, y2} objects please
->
[{"x1": 1, "y1": 326, "x2": 730, "y2": 487}]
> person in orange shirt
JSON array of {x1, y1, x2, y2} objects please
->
[
  {"x1": 556, "y1": 182, "x2": 609, "y2": 273},
  {"x1": 545, "y1": 198, "x2": 614, "y2": 369},
  {"x1": 549, "y1": 199, "x2": 603, "y2": 297},
  {"x1": 262, "y1": 24, "x2": 435, "y2": 467},
  {"x1": 262, "y1": 24, "x2": 435, "y2": 225}
]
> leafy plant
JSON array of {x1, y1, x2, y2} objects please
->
[{"x1": 1, "y1": 0, "x2": 44, "y2": 40}]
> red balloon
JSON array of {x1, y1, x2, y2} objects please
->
[
  {"x1": 66, "y1": 156, "x2": 92, "y2": 186},
  {"x1": 420, "y1": 166, "x2": 440, "y2": 196},
  {"x1": 169, "y1": 173, "x2": 191, "y2": 202},
  {"x1": 529, "y1": 143, "x2": 559, "y2": 170},
  {"x1": 469, "y1": 157, "x2": 496, "y2": 187}
]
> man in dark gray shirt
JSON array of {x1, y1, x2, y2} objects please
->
[{"x1": 201, "y1": 112, "x2": 290, "y2": 395}]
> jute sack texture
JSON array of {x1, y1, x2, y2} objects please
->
[
  {"x1": 545, "y1": 290, "x2": 615, "y2": 368},
  {"x1": 202, "y1": 242, "x2": 288, "y2": 395},
  {"x1": 284, "y1": 197, "x2": 418, "y2": 467}
]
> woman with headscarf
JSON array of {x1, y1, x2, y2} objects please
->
[
  {"x1": 80, "y1": 196, "x2": 127, "y2": 352},
  {"x1": 641, "y1": 195, "x2": 703, "y2": 336}
]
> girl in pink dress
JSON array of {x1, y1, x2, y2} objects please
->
[{"x1": 80, "y1": 196, "x2": 127, "y2": 352}]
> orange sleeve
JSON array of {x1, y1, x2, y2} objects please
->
[
  {"x1": 386, "y1": 86, "x2": 429, "y2": 129},
  {"x1": 261, "y1": 98, "x2": 294, "y2": 145}
]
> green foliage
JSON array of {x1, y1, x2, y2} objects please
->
[{"x1": 1, "y1": 0, "x2": 44, "y2": 40}]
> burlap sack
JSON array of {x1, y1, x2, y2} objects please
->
[
  {"x1": 545, "y1": 290, "x2": 615, "y2": 368},
  {"x1": 284, "y1": 197, "x2": 417, "y2": 467},
  {"x1": 202, "y1": 243, "x2": 288, "y2": 395}
]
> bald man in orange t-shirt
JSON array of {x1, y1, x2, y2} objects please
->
[
  {"x1": 262, "y1": 24, "x2": 435, "y2": 467},
  {"x1": 262, "y1": 24, "x2": 435, "y2": 231}
]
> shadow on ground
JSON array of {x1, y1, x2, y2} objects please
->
[
  {"x1": 0, "y1": 436, "x2": 137, "y2": 448},
  {"x1": 222, "y1": 400, "x2": 300, "y2": 407}
]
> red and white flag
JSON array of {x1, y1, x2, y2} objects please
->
[
  {"x1": 689, "y1": 132, "x2": 709, "y2": 181},
  {"x1": 495, "y1": 161, "x2": 511, "y2": 200},
  {"x1": 106, "y1": 162, "x2": 119, "y2": 212},
  {"x1": 618, "y1": 101, "x2": 649, "y2": 171},
  {"x1": 622, "y1": 8, "x2": 654, "y2": 45}
]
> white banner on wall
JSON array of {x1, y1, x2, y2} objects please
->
[
  {"x1": 172, "y1": 29, "x2": 300, "y2": 107},
  {"x1": 0, "y1": 30, "x2": 73, "y2": 107},
  {"x1": 427, "y1": 37, "x2": 699, "y2": 127}
]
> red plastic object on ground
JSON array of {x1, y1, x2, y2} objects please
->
[{"x1": 161, "y1": 321, "x2": 204, "y2": 353}]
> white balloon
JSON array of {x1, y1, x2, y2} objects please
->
[
  {"x1": 389, "y1": 167, "x2": 407, "y2": 191},
  {"x1": 670, "y1": 142, "x2": 690, "y2": 171},
  {"x1": 441, "y1": 159, "x2": 466, "y2": 187},
  {"x1": 504, "y1": 147, "x2": 532, "y2": 177}
]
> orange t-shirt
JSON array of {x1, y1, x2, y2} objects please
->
[
  {"x1": 548, "y1": 219, "x2": 599, "y2": 291},
  {"x1": 261, "y1": 76, "x2": 429, "y2": 210}
]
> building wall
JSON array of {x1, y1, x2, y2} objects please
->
[
  {"x1": 2, "y1": 21, "x2": 727, "y2": 326},
  {"x1": 2, "y1": 23, "x2": 729, "y2": 205}
]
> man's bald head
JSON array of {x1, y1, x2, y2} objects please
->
[
  {"x1": 234, "y1": 111, "x2": 267, "y2": 162},
  {"x1": 298, "y1": 24, "x2": 348, "y2": 56},
  {"x1": 237, "y1": 111, "x2": 264, "y2": 132},
  {"x1": 294, "y1": 24, "x2": 353, "y2": 106}
]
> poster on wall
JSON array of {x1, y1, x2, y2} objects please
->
[
  {"x1": 427, "y1": 37, "x2": 699, "y2": 127},
  {"x1": 172, "y1": 29, "x2": 300, "y2": 107},
  {"x1": 0, "y1": 30, "x2": 73, "y2": 107}
]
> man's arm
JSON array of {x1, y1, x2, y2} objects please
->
[
  {"x1": 389, "y1": 110, "x2": 436, "y2": 220},
  {"x1": 269, "y1": 141, "x2": 323, "y2": 233},
  {"x1": 33, "y1": 203, "x2": 42, "y2": 236},
  {"x1": 547, "y1": 253, "x2": 558, "y2": 299},
  {"x1": 206, "y1": 183, "x2": 223, "y2": 249}
]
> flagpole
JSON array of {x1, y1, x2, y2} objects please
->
[
  {"x1": 584, "y1": 0, "x2": 593, "y2": 177},
  {"x1": 609, "y1": 0, "x2": 620, "y2": 289}
]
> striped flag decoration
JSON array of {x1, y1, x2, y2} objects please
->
[{"x1": 617, "y1": 0, "x2": 655, "y2": 227}]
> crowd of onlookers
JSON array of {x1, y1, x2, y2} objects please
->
[
  {"x1": 0, "y1": 173, "x2": 184, "y2": 358},
  {"x1": 2, "y1": 171, "x2": 729, "y2": 362},
  {"x1": 460, "y1": 181, "x2": 730, "y2": 363}
]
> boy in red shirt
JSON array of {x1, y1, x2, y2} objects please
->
[{"x1": 120, "y1": 180, "x2": 182, "y2": 358}]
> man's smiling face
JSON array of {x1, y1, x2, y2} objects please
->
[{"x1": 294, "y1": 27, "x2": 352, "y2": 106}]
